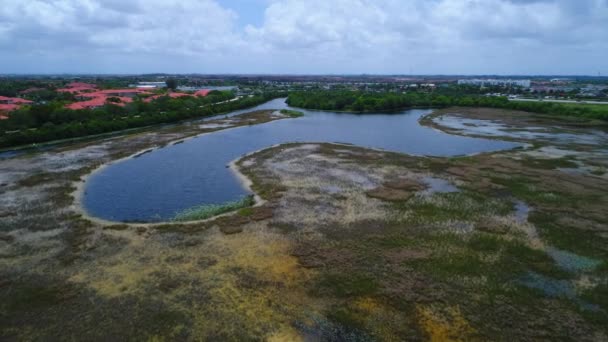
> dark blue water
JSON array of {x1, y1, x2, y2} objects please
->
[{"x1": 83, "y1": 99, "x2": 519, "y2": 222}]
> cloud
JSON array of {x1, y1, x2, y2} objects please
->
[
  {"x1": 0, "y1": 0, "x2": 242, "y2": 55},
  {"x1": 0, "y1": 0, "x2": 606, "y2": 74},
  {"x1": 241, "y1": 0, "x2": 607, "y2": 74},
  {"x1": 248, "y1": 0, "x2": 607, "y2": 48}
]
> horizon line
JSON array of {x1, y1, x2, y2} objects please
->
[{"x1": 0, "y1": 73, "x2": 606, "y2": 78}]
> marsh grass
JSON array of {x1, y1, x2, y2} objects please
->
[
  {"x1": 172, "y1": 195, "x2": 255, "y2": 222},
  {"x1": 392, "y1": 191, "x2": 512, "y2": 225},
  {"x1": 280, "y1": 109, "x2": 304, "y2": 118},
  {"x1": 519, "y1": 157, "x2": 579, "y2": 170},
  {"x1": 531, "y1": 211, "x2": 608, "y2": 260}
]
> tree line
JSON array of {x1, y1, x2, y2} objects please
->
[
  {"x1": 0, "y1": 91, "x2": 285, "y2": 148},
  {"x1": 286, "y1": 91, "x2": 608, "y2": 121}
]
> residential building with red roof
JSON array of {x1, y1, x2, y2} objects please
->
[
  {"x1": 57, "y1": 82, "x2": 98, "y2": 94},
  {"x1": 0, "y1": 104, "x2": 20, "y2": 112},
  {"x1": 195, "y1": 89, "x2": 211, "y2": 97},
  {"x1": 87, "y1": 89, "x2": 150, "y2": 98},
  {"x1": 8, "y1": 98, "x2": 33, "y2": 105},
  {"x1": 66, "y1": 97, "x2": 108, "y2": 110},
  {"x1": 142, "y1": 91, "x2": 194, "y2": 103},
  {"x1": 0, "y1": 96, "x2": 34, "y2": 118},
  {"x1": 63, "y1": 87, "x2": 207, "y2": 110},
  {"x1": 65, "y1": 95, "x2": 135, "y2": 110},
  {"x1": 63, "y1": 87, "x2": 152, "y2": 110},
  {"x1": 0, "y1": 96, "x2": 33, "y2": 105}
]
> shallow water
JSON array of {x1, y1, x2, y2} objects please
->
[
  {"x1": 421, "y1": 176, "x2": 459, "y2": 195},
  {"x1": 0, "y1": 150, "x2": 22, "y2": 159},
  {"x1": 436, "y1": 115, "x2": 608, "y2": 145},
  {"x1": 520, "y1": 272, "x2": 576, "y2": 298},
  {"x1": 513, "y1": 200, "x2": 531, "y2": 224},
  {"x1": 83, "y1": 99, "x2": 520, "y2": 222},
  {"x1": 546, "y1": 247, "x2": 601, "y2": 273}
]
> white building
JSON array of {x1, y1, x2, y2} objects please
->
[
  {"x1": 458, "y1": 79, "x2": 531, "y2": 88},
  {"x1": 131, "y1": 82, "x2": 167, "y2": 89}
]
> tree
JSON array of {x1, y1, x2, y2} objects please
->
[{"x1": 165, "y1": 78, "x2": 178, "y2": 90}]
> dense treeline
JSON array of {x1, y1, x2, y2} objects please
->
[
  {"x1": 0, "y1": 80, "x2": 57, "y2": 97},
  {"x1": 286, "y1": 91, "x2": 608, "y2": 121},
  {"x1": 0, "y1": 91, "x2": 285, "y2": 148}
]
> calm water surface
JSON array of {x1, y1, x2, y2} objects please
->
[{"x1": 83, "y1": 99, "x2": 519, "y2": 222}]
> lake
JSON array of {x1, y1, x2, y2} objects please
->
[{"x1": 83, "y1": 99, "x2": 519, "y2": 222}]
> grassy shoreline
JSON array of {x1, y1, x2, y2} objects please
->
[{"x1": 173, "y1": 196, "x2": 255, "y2": 222}]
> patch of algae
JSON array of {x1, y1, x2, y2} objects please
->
[
  {"x1": 190, "y1": 227, "x2": 320, "y2": 339},
  {"x1": 68, "y1": 224, "x2": 322, "y2": 340},
  {"x1": 416, "y1": 305, "x2": 477, "y2": 342}
]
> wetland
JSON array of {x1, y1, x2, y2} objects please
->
[{"x1": 1, "y1": 99, "x2": 607, "y2": 341}]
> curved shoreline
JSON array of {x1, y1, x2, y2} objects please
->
[
  {"x1": 71, "y1": 111, "x2": 288, "y2": 227},
  {"x1": 72, "y1": 108, "x2": 524, "y2": 227}
]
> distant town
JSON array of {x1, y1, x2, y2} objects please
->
[{"x1": 1, "y1": 74, "x2": 607, "y2": 121}]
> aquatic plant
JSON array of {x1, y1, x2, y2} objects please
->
[{"x1": 172, "y1": 195, "x2": 255, "y2": 222}]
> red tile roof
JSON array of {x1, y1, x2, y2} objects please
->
[
  {"x1": 77, "y1": 89, "x2": 151, "y2": 101},
  {"x1": 66, "y1": 94, "x2": 136, "y2": 110},
  {"x1": 64, "y1": 88, "x2": 202, "y2": 110},
  {"x1": 10, "y1": 98, "x2": 33, "y2": 104},
  {"x1": 142, "y1": 91, "x2": 194, "y2": 103},
  {"x1": 58, "y1": 82, "x2": 98, "y2": 94},
  {"x1": 0, "y1": 95, "x2": 31, "y2": 112},
  {"x1": 66, "y1": 96, "x2": 108, "y2": 110},
  {"x1": 0, "y1": 104, "x2": 19, "y2": 111},
  {"x1": 195, "y1": 89, "x2": 211, "y2": 97},
  {"x1": 168, "y1": 92, "x2": 191, "y2": 98},
  {"x1": 142, "y1": 96, "x2": 155, "y2": 103},
  {"x1": 0, "y1": 96, "x2": 32, "y2": 104},
  {"x1": 64, "y1": 87, "x2": 149, "y2": 110}
]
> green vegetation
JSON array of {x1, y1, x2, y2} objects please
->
[
  {"x1": 519, "y1": 157, "x2": 578, "y2": 170},
  {"x1": 280, "y1": 109, "x2": 304, "y2": 117},
  {"x1": 0, "y1": 91, "x2": 285, "y2": 148},
  {"x1": 172, "y1": 195, "x2": 255, "y2": 222},
  {"x1": 287, "y1": 91, "x2": 608, "y2": 121},
  {"x1": 316, "y1": 273, "x2": 379, "y2": 297},
  {"x1": 165, "y1": 78, "x2": 178, "y2": 90}
]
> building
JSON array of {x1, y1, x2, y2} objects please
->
[
  {"x1": 57, "y1": 82, "x2": 98, "y2": 93},
  {"x1": 143, "y1": 92, "x2": 196, "y2": 103},
  {"x1": 194, "y1": 89, "x2": 211, "y2": 97},
  {"x1": 0, "y1": 96, "x2": 33, "y2": 105},
  {"x1": 458, "y1": 79, "x2": 531, "y2": 88},
  {"x1": 0, "y1": 96, "x2": 33, "y2": 118},
  {"x1": 132, "y1": 82, "x2": 167, "y2": 89},
  {"x1": 65, "y1": 97, "x2": 110, "y2": 110},
  {"x1": 88, "y1": 89, "x2": 151, "y2": 98}
]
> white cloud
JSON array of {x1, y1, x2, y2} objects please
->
[
  {"x1": 0, "y1": 0, "x2": 606, "y2": 74},
  {"x1": 0, "y1": 0, "x2": 242, "y2": 55}
]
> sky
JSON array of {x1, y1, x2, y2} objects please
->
[{"x1": 0, "y1": 0, "x2": 606, "y2": 75}]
